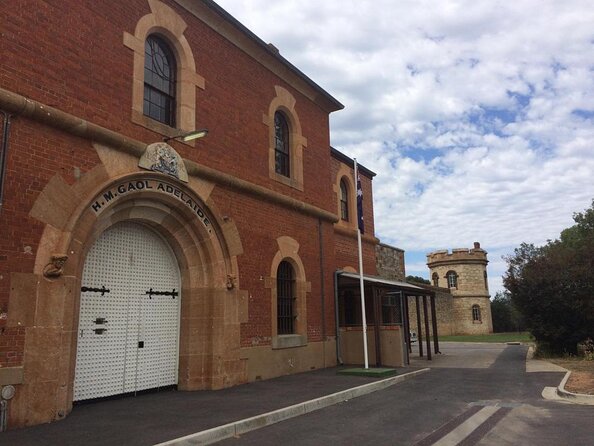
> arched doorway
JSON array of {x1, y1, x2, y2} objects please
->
[{"x1": 74, "y1": 221, "x2": 181, "y2": 401}]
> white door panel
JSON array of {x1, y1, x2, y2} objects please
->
[{"x1": 74, "y1": 222, "x2": 180, "y2": 401}]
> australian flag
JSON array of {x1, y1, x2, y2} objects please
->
[{"x1": 357, "y1": 174, "x2": 364, "y2": 234}]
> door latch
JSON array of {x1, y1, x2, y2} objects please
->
[
  {"x1": 93, "y1": 317, "x2": 108, "y2": 324},
  {"x1": 81, "y1": 285, "x2": 110, "y2": 296},
  {"x1": 93, "y1": 328, "x2": 108, "y2": 335},
  {"x1": 145, "y1": 288, "x2": 178, "y2": 299}
]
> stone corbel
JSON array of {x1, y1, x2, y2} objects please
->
[
  {"x1": 43, "y1": 254, "x2": 68, "y2": 278},
  {"x1": 226, "y1": 274, "x2": 236, "y2": 290}
]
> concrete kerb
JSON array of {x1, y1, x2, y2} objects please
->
[
  {"x1": 155, "y1": 368, "x2": 431, "y2": 446},
  {"x1": 529, "y1": 345, "x2": 594, "y2": 406},
  {"x1": 556, "y1": 371, "x2": 594, "y2": 405}
]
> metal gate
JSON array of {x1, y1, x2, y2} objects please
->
[{"x1": 74, "y1": 222, "x2": 181, "y2": 401}]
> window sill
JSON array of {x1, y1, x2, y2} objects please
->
[
  {"x1": 473, "y1": 321, "x2": 482, "y2": 324},
  {"x1": 131, "y1": 111, "x2": 195, "y2": 147},
  {"x1": 272, "y1": 334, "x2": 307, "y2": 349},
  {"x1": 269, "y1": 171, "x2": 303, "y2": 191}
]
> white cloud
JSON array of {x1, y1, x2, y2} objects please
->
[{"x1": 216, "y1": 0, "x2": 594, "y2": 293}]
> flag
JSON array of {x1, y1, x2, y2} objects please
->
[{"x1": 356, "y1": 174, "x2": 364, "y2": 234}]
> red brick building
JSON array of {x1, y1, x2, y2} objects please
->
[{"x1": 0, "y1": 0, "x2": 385, "y2": 428}]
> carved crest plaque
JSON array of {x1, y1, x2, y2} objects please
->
[{"x1": 139, "y1": 142, "x2": 189, "y2": 182}]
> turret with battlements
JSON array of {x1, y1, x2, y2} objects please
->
[{"x1": 427, "y1": 242, "x2": 493, "y2": 334}]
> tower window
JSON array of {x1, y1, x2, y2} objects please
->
[
  {"x1": 446, "y1": 270, "x2": 458, "y2": 289},
  {"x1": 472, "y1": 305, "x2": 481, "y2": 322},
  {"x1": 432, "y1": 272, "x2": 439, "y2": 287}
]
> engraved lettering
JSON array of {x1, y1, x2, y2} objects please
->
[{"x1": 103, "y1": 191, "x2": 115, "y2": 202}]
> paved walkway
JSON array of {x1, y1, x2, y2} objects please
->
[
  {"x1": 2, "y1": 342, "x2": 587, "y2": 445},
  {"x1": 0, "y1": 366, "x2": 420, "y2": 446}
]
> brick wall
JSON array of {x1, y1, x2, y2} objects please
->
[{"x1": 0, "y1": 0, "x2": 364, "y2": 369}]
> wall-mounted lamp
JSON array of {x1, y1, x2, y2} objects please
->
[{"x1": 163, "y1": 128, "x2": 209, "y2": 143}]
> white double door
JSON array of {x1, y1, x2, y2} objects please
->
[{"x1": 74, "y1": 222, "x2": 181, "y2": 401}]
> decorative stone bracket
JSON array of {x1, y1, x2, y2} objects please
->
[
  {"x1": 226, "y1": 274, "x2": 236, "y2": 290},
  {"x1": 42, "y1": 254, "x2": 68, "y2": 278}
]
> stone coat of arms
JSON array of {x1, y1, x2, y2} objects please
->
[{"x1": 138, "y1": 142, "x2": 189, "y2": 182}]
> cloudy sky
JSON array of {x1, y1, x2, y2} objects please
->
[{"x1": 217, "y1": 0, "x2": 594, "y2": 293}]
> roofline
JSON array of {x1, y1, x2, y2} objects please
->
[
  {"x1": 337, "y1": 271, "x2": 435, "y2": 296},
  {"x1": 378, "y1": 242, "x2": 405, "y2": 252},
  {"x1": 330, "y1": 147, "x2": 376, "y2": 178},
  {"x1": 197, "y1": 0, "x2": 344, "y2": 112}
]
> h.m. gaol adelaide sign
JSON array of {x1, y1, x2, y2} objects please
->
[{"x1": 90, "y1": 178, "x2": 212, "y2": 233}]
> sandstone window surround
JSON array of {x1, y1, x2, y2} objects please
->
[
  {"x1": 124, "y1": 0, "x2": 205, "y2": 141},
  {"x1": 266, "y1": 236, "x2": 310, "y2": 349},
  {"x1": 432, "y1": 272, "x2": 439, "y2": 287},
  {"x1": 264, "y1": 86, "x2": 306, "y2": 191},
  {"x1": 333, "y1": 168, "x2": 357, "y2": 232}
]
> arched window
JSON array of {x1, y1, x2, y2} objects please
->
[
  {"x1": 274, "y1": 112, "x2": 290, "y2": 177},
  {"x1": 277, "y1": 260, "x2": 295, "y2": 334},
  {"x1": 446, "y1": 270, "x2": 458, "y2": 288},
  {"x1": 472, "y1": 305, "x2": 481, "y2": 322},
  {"x1": 340, "y1": 179, "x2": 349, "y2": 221},
  {"x1": 432, "y1": 272, "x2": 439, "y2": 287},
  {"x1": 144, "y1": 35, "x2": 176, "y2": 126}
]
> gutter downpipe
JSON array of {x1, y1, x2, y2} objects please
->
[
  {"x1": 334, "y1": 270, "x2": 343, "y2": 365},
  {"x1": 0, "y1": 111, "x2": 11, "y2": 214},
  {"x1": 318, "y1": 218, "x2": 327, "y2": 367},
  {"x1": 0, "y1": 400, "x2": 7, "y2": 432}
]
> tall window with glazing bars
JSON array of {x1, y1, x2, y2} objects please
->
[
  {"x1": 144, "y1": 35, "x2": 176, "y2": 126},
  {"x1": 277, "y1": 261, "x2": 295, "y2": 334},
  {"x1": 340, "y1": 179, "x2": 349, "y2": 221},
  {"x1": 274, "y1": 112, "x2": 290, "y2": 177}
]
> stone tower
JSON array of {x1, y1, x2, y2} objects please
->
[{"x1": 427, "y1": 242, "x2": 493, "y2": 335}]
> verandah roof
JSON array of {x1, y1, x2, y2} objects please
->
[{"x1": 337, "y1": 271, "x2": 435, "y2": 297}]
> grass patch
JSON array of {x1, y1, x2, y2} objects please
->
[{"x1": 438, "y1": 332, "x2": 533, "y2": 343}]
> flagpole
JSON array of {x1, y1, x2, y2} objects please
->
[{"x1": 354, "y1": 158, "x2": 369, "y2": 369}]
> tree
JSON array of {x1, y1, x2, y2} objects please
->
[
  {"x1": 406, "y1": 275, "x2": 430, "y2": 284},
  {"x1": 490, "y1": 291, "x2": 525, "y2": 333},
  {"x1": 503, "y1": 200, "x2": 594, "y2": 354}
]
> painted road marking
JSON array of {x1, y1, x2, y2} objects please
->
[
  {"x1": 432, "y1": 406, "x2": 500, "y2": 446},
  {"x1": 415, "y1": 403, "x2": 515, "y2": 446}
]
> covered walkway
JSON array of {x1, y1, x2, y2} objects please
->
[{"x1": 335, "y1": 271, "x2": 440, "y2": 366}]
